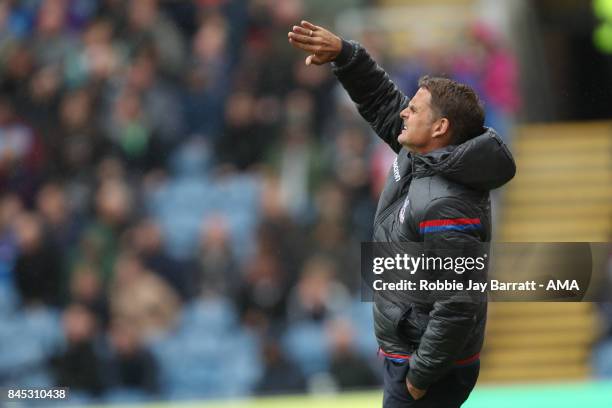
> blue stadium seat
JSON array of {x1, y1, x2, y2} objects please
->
[
  {"x1": 282, "y1": 321, "x2": 330, "y2": 377},
  {"x1": 349, "y1": 300, "x2": 378, "y2": 358},
  {"x1": 0, "y1": 282, "x2": 18, "y2": 317},
  {"x1": 150, "y1": 299, "x2": 262, "y2": 399},
  {"x1": 219, "y1": 330, "x2": 262, "y2": 397},
  {"x1": 180, "y1": 298, "x2": 238, "y2": 335},
  {"x1": 149, "y1": 173, "x2": 261, "y2": 261},
  {"x1": 0, "y1": 306, "x2": 63, "y2": 388},
  {"x1": 593, "y1": 339, "x2": 612, "y2": 378}
]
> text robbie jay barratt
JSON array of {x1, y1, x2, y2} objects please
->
[{"x1": 372, "y1": 279, "x2": 581, "y2": 292}]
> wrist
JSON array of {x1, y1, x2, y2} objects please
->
[{"x1": 333, "y1": 39, "x2": 353, "y2": 66}]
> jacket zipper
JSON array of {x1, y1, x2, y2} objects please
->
[{"x1": 373, "y1": 157, "x2": 414, "y2": 234}]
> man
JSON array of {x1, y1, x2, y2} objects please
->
[{"x1": 288, "y1": 21, "x2": 516, "y2": 407}]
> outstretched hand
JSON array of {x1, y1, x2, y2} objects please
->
[{"x1": 287, "y1": 20, "x2": 343, "y2": 66}]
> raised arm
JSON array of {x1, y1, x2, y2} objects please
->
[{"x1": 288, "y1": 21, "x2": 407, "y2": 153}]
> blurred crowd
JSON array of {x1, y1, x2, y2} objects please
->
[{"x1": 0, "y1": 0, "x2": 522, "y2": 403}]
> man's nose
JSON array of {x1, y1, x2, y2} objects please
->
[{"x1": 400, "y1": 107, "x2": 409, "y2": 119}]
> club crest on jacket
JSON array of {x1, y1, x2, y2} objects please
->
[{"x1": 399, "y1": 196, "x2": 409, "y2": 224}]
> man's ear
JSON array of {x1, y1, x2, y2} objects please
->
[{"x1": 432, "y1": 117, "x2": 450, "y2": 139}]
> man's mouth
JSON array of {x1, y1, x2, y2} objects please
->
[{"x1": 398, "y1": 125, "x2": 408, "y2": 141}]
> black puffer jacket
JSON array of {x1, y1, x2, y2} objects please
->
[{"x1": 332, "y1": 41, "x2": 516, "y2": 389}]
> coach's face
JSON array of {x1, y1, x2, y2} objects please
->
[{"x1": 398, "y1": 88, "x2": 448, "y2": 153}]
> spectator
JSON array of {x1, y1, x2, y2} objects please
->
[
  {"x1": 66, "y1": 18, "x2": 123, "y2": 86},
  {"x1": 106, "y1": 87, "x2": 163, "y2": 172},
  {"x1": 109, "y1": 251, "x2": 180, "y2": 339},
  {"x1": 124, "y1": 48, "x2": 185, "y2": 148},
  {"x1": 327, "y1": 318, "x2": 379, "y2": 390},
  {"x1": 255, "y1": 337, "x2": 307, "y2": 395},
  {"x1": 105, "y1": 318, "x2": 159, "y2": 394},
  {"x1": 122, "y1": 0, "x2": 187, "y2": 78},
  {"x1": 269, "y1": 122, "x2": 323, "y2": 218},
  {"x1": 0, "y1": 95, "x2": 45, "y2": 204},
  {"x1": 48, "y1": 88, "x2": 109, "y2": 181},
  {"x1": 257, "y1": 172, "x2": 307, "y2": 282},
  {"x1": 30, "y1": 0, "x2": 76, "y2": 67},
  {"x1": 216, "y1": 90, "x2": 267, "y2": 169},
  {"x1": 129, "y1": 218, "x2": 196, "y2": 300},
  {"x1": 74, "y1": 177, "x2": 132, "y2": 283},
  {"x1": 238, "y1": 247, "x2": 289, "y2": 327},
  {"x1": 197, "y1": 215, "x2": 240, "y2": 298},
  {"x1": 0, "y1": 45, "x2": 36, "y2": 113},
  {"x1": 69, "y1": 264, "x2": 109, "y2": 327},
  {"x1": 36, "y1": 182, "x2": 83, "y2": 253},
  {"x1": 183, "y1": 12, "x2": 231, "y2": 140},
  {"x1": 0, "y1": 193, "x2": 22, "y2": 287},
  {"x1": 51, "y1": 303, "x2": 108, "y2": 397},
  {"x1": 13, "y1": 212, "x2": 63, "y2": 307},
  {"x1": 286, "y1": 255, "x2": 351, "y2": 323}
]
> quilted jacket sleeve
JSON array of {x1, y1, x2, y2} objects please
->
[
  {"x1": 332, "y1": 40, "x2": 407, "y2": 153},
  {"x1": 407, "y1": 196, "x2": 487, "y2": 389}
]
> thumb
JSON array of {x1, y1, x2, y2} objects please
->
[{"x1": 305, "y1": 54, "x2": 315, "y2": 66}]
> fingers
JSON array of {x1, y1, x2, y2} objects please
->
[
  {"x1": 288, "y1": 20, "x2": 329, "y2": 65},
  {"x1": 288, "y1": 32, "x2": 319, "y2": 45},
  {"x1": 292, "y1": 25, "x2": 311, "y2": 36},
  {"x1": 288, "y1": 38, "x2": 318, "y2": 53},
  {"x1": 300, "y1": 20, "x2": 318, "y2": 31}
]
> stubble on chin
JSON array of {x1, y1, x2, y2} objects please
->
[{"x1": 397, "y1": 134, "x2": 412, "y2": 150}]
